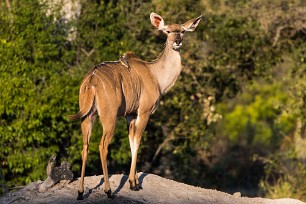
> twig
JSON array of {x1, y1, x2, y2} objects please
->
[
  {"x1": 81, "y1": 48, "x2": 95, "y2": 57},
  {"x1": 152, "y1": 126, "x2": 175, "y2": 162},
  {"x1": 0, "y1": 165, "x2": 8, "y2": 194},
  {"x1": 5, "y1": 0, "x2": 11, "y2": 12},
  {"x1": 272, "y1": 25, "x2": 286, "y2": 47}
]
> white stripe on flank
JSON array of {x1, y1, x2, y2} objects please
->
[
  {"x1": 95, "y1": 69, "x2": 115, "y2": 89},
  {"x1": 80, "y1": 71, "x2": 94, "y2": 90},
  {"x1": 93, "y1": 72, "x2": 106, "y2": 89}
]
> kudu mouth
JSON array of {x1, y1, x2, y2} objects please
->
[{"x1": 172, "y1": 40, "x2": 182, "y2": 51}]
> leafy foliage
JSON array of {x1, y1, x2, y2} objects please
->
[
  {"x1": 0, "y1": 0, "x2": 78, "y2": 187},
  {"x1": 1, "y1": 0, "x2": 305, "y2": 201}
]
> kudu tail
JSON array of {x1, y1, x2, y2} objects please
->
[
  {"x1": 68, "y1": 86, "x2": 96, "y2": 121},
  {"x1": 68, "y1": 111, "x2": 87, "y2": 121}
]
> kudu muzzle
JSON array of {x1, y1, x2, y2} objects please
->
[{"x1": 172, "y1": 35, "x2": 183, "y2": 50}]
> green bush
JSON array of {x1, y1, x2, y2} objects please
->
[{"x1": 1, "y1": 0, "x2": 305, "y2": 200}]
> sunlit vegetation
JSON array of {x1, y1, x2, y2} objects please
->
[{"x1": 1, "y1": 0, "x2": 305, "y2": 200}]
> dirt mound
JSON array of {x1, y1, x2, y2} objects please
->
[{"x1": 1, "y1": 173, "x2": 305, "y2": 204}]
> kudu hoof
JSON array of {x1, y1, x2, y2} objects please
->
[
  {"x1": 105, "y1": 189, "x2": 114, "y2": 199},
  {"x1": 129, "y1": 180, "x2": 142, "y2": 191},
  {"x1": 132, "y1": 184, "x2": 142, "y2": 191},
  {"x1": 77, "y1": 190, "x2": 84, "y2": 200}
]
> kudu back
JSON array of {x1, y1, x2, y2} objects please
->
[{"x1": 69, "y1": 12, "x2": 202, "y2": 200}]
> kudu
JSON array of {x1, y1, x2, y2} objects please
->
[{"x1": 69, "y1": 13, "x2": 202, "y2": 200}]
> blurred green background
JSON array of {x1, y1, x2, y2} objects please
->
[{"x1": 0, "y1": 0, "x2": 305, "y2": 200}]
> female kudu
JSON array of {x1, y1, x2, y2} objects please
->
[{"x1": 69, "y1": 12, "x2": 202, "y2": 200}]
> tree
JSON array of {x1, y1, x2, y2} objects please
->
[
  {"x1": 0, "y1": 0, "x2": 78, "y2": 187},
  {"x1": 1, "y1": 1, "x2": 305, "y2": 200}
]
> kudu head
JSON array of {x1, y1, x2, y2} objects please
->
[{"x1": 150, "y1": 13, "x2": 202, "y2": 51}]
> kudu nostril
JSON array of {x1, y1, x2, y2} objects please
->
[{"x1": 175, "y1": 40, "x2": 181, "y2": 45}]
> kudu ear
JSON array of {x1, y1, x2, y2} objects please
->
[
  {"x1": 150, "y1": 12, "x2": 166, "y2": 30},
  {"x1": 182, "y1": 15, "x2": 202, "y2": 32}
]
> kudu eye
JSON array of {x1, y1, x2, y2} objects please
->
[
  {"x1": 166, "y1": 31, "x2": 170, "y2": 34},
  {"x1": 181, "y1": 30, "x2": 185, "y2": 34}
]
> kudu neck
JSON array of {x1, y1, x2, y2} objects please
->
[{"x1": 148, "y1": 41, "x2": 182, "y2": 95}]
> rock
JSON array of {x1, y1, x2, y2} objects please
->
[
  {"x1": 233, "y1": 192, "x2": 241, "y2": 198},
  {"x1": 50, "y1": 161, "x2": 74, "y2": 183},
  {"x1": 38, "y1": 156, "x2": 73, "y2": 192},
  {"x1": 1, "y1": 173, "x2": 305, "y2": 204},
  {"x1": 38, "y1": 177, "x2": 54, "y2": 192}
]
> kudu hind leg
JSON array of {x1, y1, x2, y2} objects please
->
[
  {"x1": 99, "y1": 119, "x2": 116, "y2": 198},
  {"x1": 77, "y1": 115, "x2": 95, "y2": 200}
]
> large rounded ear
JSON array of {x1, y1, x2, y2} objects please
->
[
  {"x1": 182, "y1": 15, "x2": 202, "y2": 32},
  {"x1": 150, "y1": 12, "x2": 166, "y2": 30}
]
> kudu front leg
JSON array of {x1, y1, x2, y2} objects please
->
[{"x1": 127, "y1": 113, "x2": 150, "y2": 191}]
